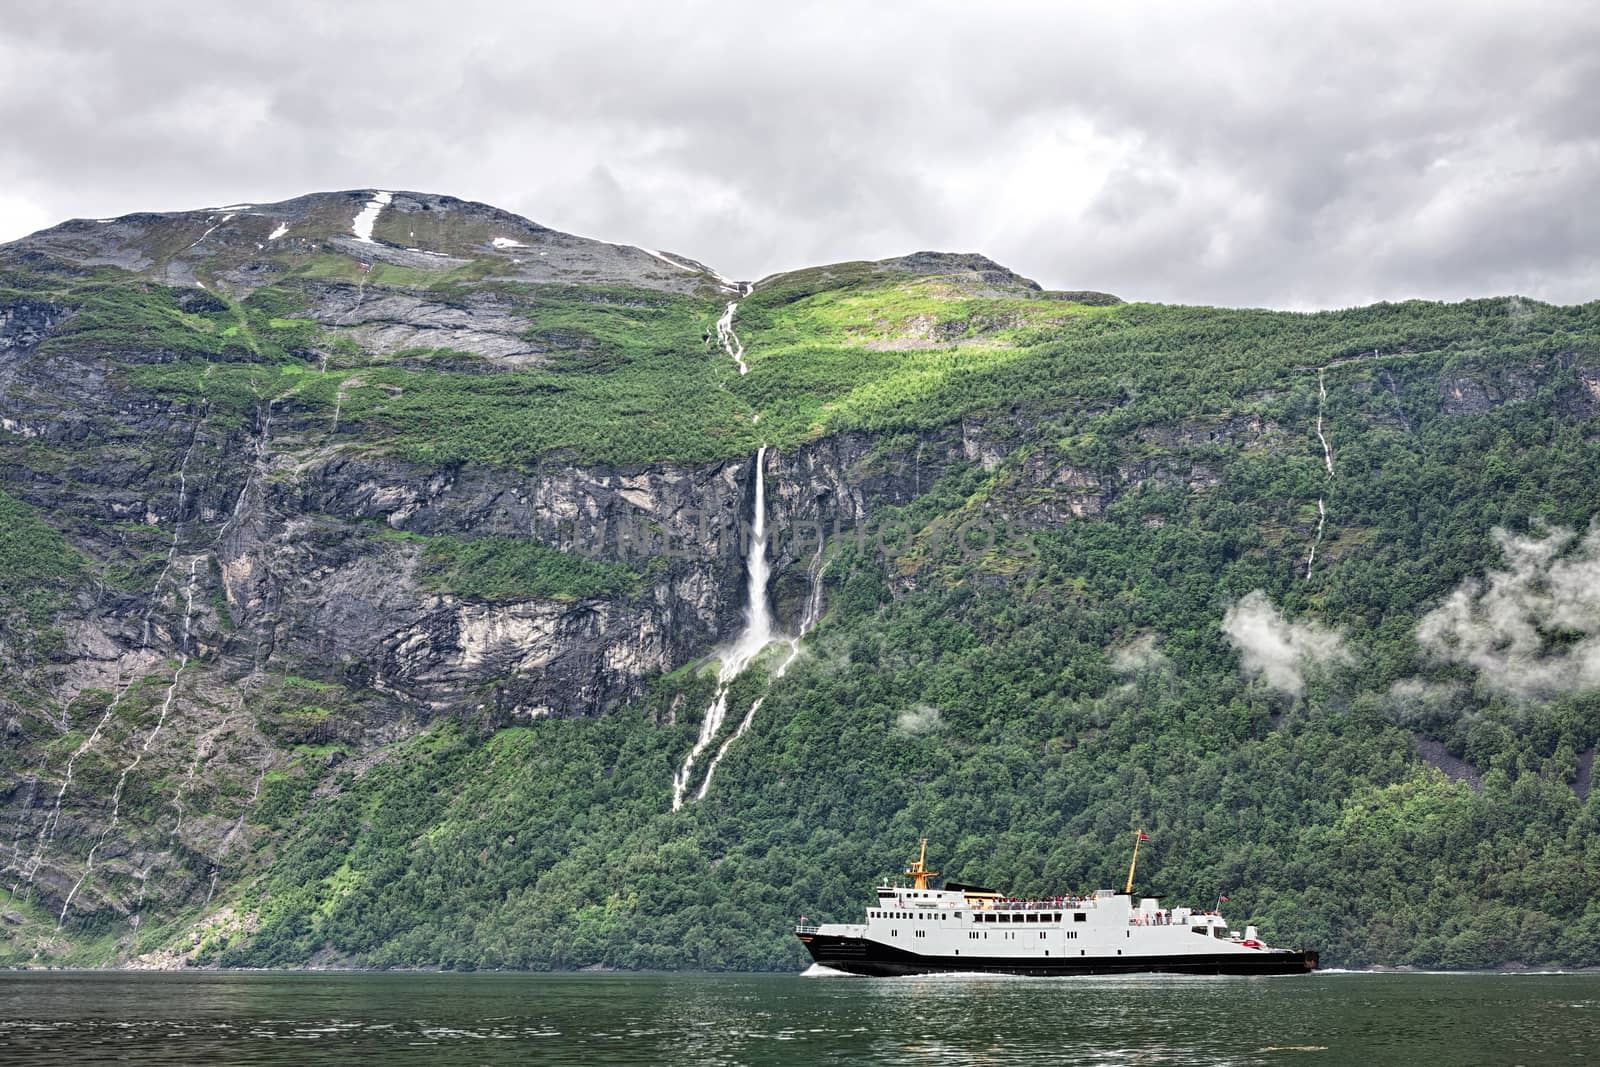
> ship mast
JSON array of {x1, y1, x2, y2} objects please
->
[
  {"x1": 1124, "y1": 828, "x2": 1148, "y2": 894},
  {"x1": 903, "y1": 838, "x2": 939, "y2": 890}
]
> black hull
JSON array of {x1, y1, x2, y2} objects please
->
[{"x1": 798, "y1": 932, "x2": 1318, "y2": 978}]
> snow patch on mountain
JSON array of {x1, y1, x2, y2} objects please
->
[{"x1": 352, "y1": 192, "x2": 393, "y2": 244}]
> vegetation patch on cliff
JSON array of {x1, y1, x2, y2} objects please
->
[
  {"x1": 0, "y1": 488, "x2": 82, "y2": 615},
  {"x1": 416, "y1": 535, "x2": 642, "y2": 602}
]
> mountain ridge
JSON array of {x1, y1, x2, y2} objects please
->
[{"x1": 5, "y1": 188, "x2": 1119, "y2": 307}]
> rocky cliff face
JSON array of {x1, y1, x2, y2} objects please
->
[{"x1": 0, "y1": 194, "x2": 1025, "y2": 957}]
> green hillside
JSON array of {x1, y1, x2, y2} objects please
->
[{"x1": 1, "y1": 195, "x2": 1597, "y2": 971}]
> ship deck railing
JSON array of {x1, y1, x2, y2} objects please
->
[
  {"x1": 979, "y1": 899, "x2": 1095, "y2": 912},
  {"x1": 794, "y1": 923, "x2": 821, "y2": 935}
]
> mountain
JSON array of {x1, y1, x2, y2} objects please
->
[{"x1": 0, "y1": 190, "x2": 1597, "y2": 971}]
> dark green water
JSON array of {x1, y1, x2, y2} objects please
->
[{"x1": 1, "y1": 969, "x2": 1596, "y2": 1065}]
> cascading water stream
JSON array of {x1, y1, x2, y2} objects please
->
[
  {"x1": 58, "y1": 557, "x2": 201, "y2": 927},
  {"x1": 24, "y1": 411, "x2": 213, "y2": 914},
  {"x1": 671, "y1": 446, "x2": 773, "y2": 810},
  {"x1": 142, "y1": 417, "x2": 202, "y2": 645},
  {"x1": 14, "y1": 662, "x2": 137, "y2": 901},
  {"x1": 1305, "y1": 367, "x2": 1335, "y2": 579},
  {"x1": 1, "y1": 770, "x2": 43, "y2": 908},
  {"x1": 695, "y1": 541, "x2": 827, "y2": 802},
  {"x1": 1314, "y1": 368, "x2": 1335, "y2": 477},
  {"x1": 714, "y1": 283, "x2": 754, "y2": 375}
]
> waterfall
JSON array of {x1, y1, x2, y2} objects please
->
[
  {"x1": 1305, "y1": 367, "x2": 1334, "y2": 580},
  {"x1": 695, "y1": 540, "x2": 828, "y2": 801},
  {"x1": 59, "y1": 556, "x2": 201, "y2": 928},
  {"x1": 714, "y1": 283, "x2": 753, "y2": 375},
  {"x1": 41, "y1": 415, "x2": 207, "y2": 918},
  {"x1": 671, "y1": 446, "x2": 774, "y2": 810},
  {"x1": 14, "y1": 658, "x2": 135, "y2": 902},
  {"x1": 1314, "y1": 367, "x2": 1334, "y2": 477},
  {"x1": 141, "y1": 417, "x2": 202, "y2": 646}
]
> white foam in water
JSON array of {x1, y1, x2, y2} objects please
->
[{"x1": 800, "y1": 963, "x2": 859, "y2": 977}]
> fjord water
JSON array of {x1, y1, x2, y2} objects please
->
[{"x1": 2, "y1": 971, "x2": 1597, "y2": 1065}]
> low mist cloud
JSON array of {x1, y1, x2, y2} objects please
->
[
  {"x1": 1384, "y1": 678, "x2": 1471, "y2": 725},
  {"x1": 1416, "y1": 522, "x2": 1600, "y2": 701},
  {"x1": 896, "y1": 704, "x2": 943, "y2": 736},
  {"x1": 1111, "y1": 634, "x2": 1171, "y2": 676},
  {"x1": 1222, "y1": 590, "x2": 1353, "y2": 697}
]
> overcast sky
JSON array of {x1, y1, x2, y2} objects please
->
[{"x1": 3, "y1": 0, "x2": 1597, "y2": 309}]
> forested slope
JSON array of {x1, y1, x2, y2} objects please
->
[{"x1": 1, "y1": 191, "x2": 1596, "y2": 970}]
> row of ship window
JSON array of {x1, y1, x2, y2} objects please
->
[
  {"x1": 895, "y1": 930, "x2": 1080, "y2": 940},
  {"x1": 962, "y1": 931, "x2": 1081, "y2": 939}
]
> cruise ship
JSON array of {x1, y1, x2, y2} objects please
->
[{"x1": 795, "y1": 838, "x2": 1318, "y2": 977}]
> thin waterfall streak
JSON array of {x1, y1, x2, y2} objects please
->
[
  {"x1": 1304, "y1": 498, "x2": 1327, "y2": 579},
  {"x1": 799, "y1": 542, "x2": 828, "y2": 635},
  {"x1": 698, "y1": 696, "x2": 767, "y2": 801},
  {"x1": 171, "y1": 710, "x2": 244, "y2": 848},
  {"x1": 46, "y1": 418, "x2": 203, "y2": 906},
  {"x1": 672, "y1": 447, "x2": 772, "y2": 810},
  {"x1": 673, "y1": 688, "x2": 731, "y2": 811},
  {"x1": 1314, "y1": 368, "x2": 1334, "y2": 477},
  {"x1": 1306, "y1": 367, "x2": 1334, "y2": 581},
  {"x1": 142, "y1": 418, "x2": 203, "y2": 646},
  {"x1": 1, "y1": 768, "x2": 43, "y2": 907},
  {"x1": 19, "y1": 655, "x2": 137, "y2": 897},
  {"x1": 58, "y1": 557, "x2": 200, "y2": 928},
  {"x1": 130, "y1": 867, "x2": 151, "y2": 931},
  {"x1": 218, "y1": 762, "x2": 268, "y2": 858},
  {"x1": 219, "y1": 405, "x2": 272, "y2": 546}
]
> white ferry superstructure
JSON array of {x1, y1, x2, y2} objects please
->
[{"x1": 795, "y1": 838, "x2": 1318, "y2": 977}]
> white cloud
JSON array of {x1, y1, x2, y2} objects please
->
[
  {"x1": 1222, "y1": 590, "x2": 1353, "y2": 697},
  {"x1": 1416, "y1": 522, "x2": 1600, "y2": 701},
  {"x1": 1384, "y1": 678, "x2": 1470, "y2": 724},
  {"x1": 1111, "y1": 634, "x2": 1170, "y2": 676},
  {"x1": 895, "y1": 704, "x2": 943, "y2": 736}
]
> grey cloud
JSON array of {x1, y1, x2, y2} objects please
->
[
  {"x1": 1416, "y1": 522, "x2": 1600, "y2": 702},
  {"x1": 3, "y1": 0, "x2": 1598, "y2": 307}
]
